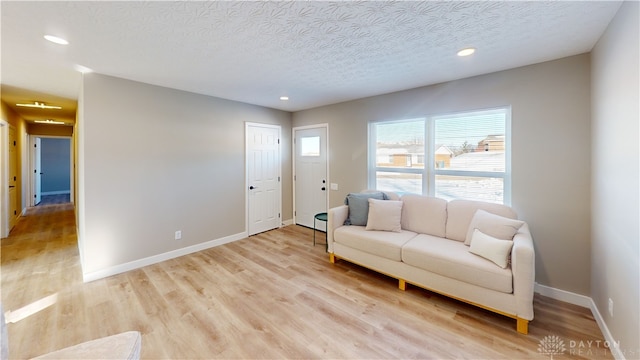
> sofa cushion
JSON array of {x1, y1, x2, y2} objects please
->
[
  {"x1": 366, "y1": 198, "x2": 403, "y2": 232},
  {"x1": 468, "y1": 229, "x2": 514, "y2": 268},
  {"x1": 400, "y1": 195, "x2": 447, "y2": 237},
  {"x1": 344, "y1": 192, "x2": 387, "y2": 226},
  {"x1": 401, "y1": 234, "x2": 513, "y2": 293},
  {"x1": 334, "y1": 225, "x2": 417, "y2": 261},
  {"x1": 445, "y1": 199, "x2": 518, "y2": 242},
  {"x1": 464, "y1": 209, "x2": 525, "y2": 245}
]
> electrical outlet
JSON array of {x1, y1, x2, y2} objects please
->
[
  {"x1": 608, "y1": 298, "x2": 613, "y2": 317},
  {"x1": 175, "y1": 230, "x2": 182, "y2": 240}
]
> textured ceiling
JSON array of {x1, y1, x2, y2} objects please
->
[{"x1": 0, "y1": 1, "x2": 622, "y2": 119}]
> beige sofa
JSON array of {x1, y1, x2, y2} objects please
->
[{"x1": 327, "y1": 192, "x2": 535, "y2": 334}]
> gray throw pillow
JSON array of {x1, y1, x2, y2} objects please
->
[{"x1": 344, "y1": 192, "x2": 387, "y2": 226}]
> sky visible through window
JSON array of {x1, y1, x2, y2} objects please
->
[
  {"x1": 435, "y1": 113, "x2": 505, "y2": 149},
  {"x1": 375, "y1": 114, "x2": 504, "y2": 148},
  {"x1": 376, "y1": 119, "x2": 424, "y2": 144},
  {"x1": 376, "y1": 111, "x2": 505, "y2": 147}
]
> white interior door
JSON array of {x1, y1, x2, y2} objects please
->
[
  {"x1": 246, "y1": 123, "x2": 281, "y2": 236},
  {"x1": 33, "y1": 137, "x2": 42, "y2": 205},
  {"x1": 294, "y1": 126, "x2": 328, "y2": 229},
  {"x1": 0, "y1": 121, "x2": 8, "y2": 238},
  {"x1": 8, "y1": 126, "x2": 18, "y2": 228}
]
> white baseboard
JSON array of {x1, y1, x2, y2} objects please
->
[
  {"x1": 535, "y1": 283, "x2": 625, "y2": 360},
  {"x1": 41, "y1": 190, "x2": 71, "y2": 195},
  {"x1": 534, "y1": 282, "x2": 592, "y2": 307},
  {"x1": 282, "y1": 219, "x2": 294, "y2": 226},
  {"x1": 82, "y1": 231, "x2": 248, "y2": 283},
  {"x1": 588, "y1": 298, "x2": 625, "y2": 360}
]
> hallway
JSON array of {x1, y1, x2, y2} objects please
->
[{"x1": 0, "y1": 203, "x2": 83, "y2": 357}]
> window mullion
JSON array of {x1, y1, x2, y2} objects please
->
[{"x1": 425, "y1": 116, "x2": 434, "y2": 197}]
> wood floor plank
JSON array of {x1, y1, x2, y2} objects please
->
[{"x1": 1, "y1": 204, "x2": 613, "y2": 359}]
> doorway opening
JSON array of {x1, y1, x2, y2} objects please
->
[{"x1": 30, "y1": 135, "x2": 73, "y2": 206}]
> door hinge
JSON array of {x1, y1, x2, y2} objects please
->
[
  {"x1": 278, "y1": 139, "x2": 280, "y2": 144},
  {"x1": 278, "y1": 213, "x2": 281, "y2": 218},
  {"x1": 278, "y1": 176, "x2": 280, "y2": 182}
]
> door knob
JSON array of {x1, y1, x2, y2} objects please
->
[{"x1": 321, "y1": 187, "x2": 326, "y2": 191}]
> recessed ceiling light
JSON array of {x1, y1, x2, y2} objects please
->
[
  {"x1": 34, "y1": 119, "x2": 66, "y2": 125},
  {"x1": 280, "y1": 96, "x2": 289, "y2": 101},
  {"x1": 44, "y1": 35, "x2": 69, "y2": 45},
  {"x1": 16, "y1": 101, "x2": 62, "y2": 110},
  {"x1": 457, "y1": 47, "x2": 476, "y2": 57}
]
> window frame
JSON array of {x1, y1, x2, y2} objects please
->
[
  {"x1": 368, "y1": 117, "x2": 427, "y2": 195},
  {"x1": 368, "y1": 106, "x2": 512, "y2": 205}
]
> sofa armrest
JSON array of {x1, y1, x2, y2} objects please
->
[
  {"x1": 327, "y1": 205, "x2": 348, "y2": 253},
  {"x1": 511, "y1": 223, "x2": 535, "y2": 321}
]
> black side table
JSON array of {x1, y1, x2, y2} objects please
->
[{"x1": 313, "y1": 212, "x2": 328, "y2": 251}]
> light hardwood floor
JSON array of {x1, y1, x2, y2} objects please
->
[{"x1": 1, "y1": 204, "x2": 613, "y2": 359}]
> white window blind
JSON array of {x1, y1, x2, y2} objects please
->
[{"x1": 432, "y1": 108, "x2": 509, "y2": 204}]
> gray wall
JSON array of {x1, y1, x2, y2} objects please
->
[
  {"x1": 293, "y1": 54, "x2": 592, "y2": 295},
  {"x1": 591, "y1": 1, "x2": 639, "y2": 355},
  {"x1": 79, "y1": 73, "x2": 292, "y2": 275},
  {"x1": 40, "y1": 138, "x2": 71, "y2": 193}
]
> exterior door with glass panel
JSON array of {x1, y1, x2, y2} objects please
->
[{"x1": 294, "y1": 126, "x2": 327, "y2": 229}]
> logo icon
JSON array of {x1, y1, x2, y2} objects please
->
[{"x1": 538, "y1": 335, "x2": 566, "y2": 359}]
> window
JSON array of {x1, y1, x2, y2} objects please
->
[
  {"x1": 300, "y1": 136, "x2": 320, "y2": 156},
  {"x1": 369, "y1": 118, "x2": 425, "y2": 195},
  {"x1": 369, "y1": 107, "x2": 511, "y2": 204}
]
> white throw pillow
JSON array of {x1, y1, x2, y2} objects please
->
[
  {"x1": 366, "y1": 198, "x2": 403, "y2": 232},
  {"x1": 469, "y1": 229, "x2": 514, "y2": 268},
  {"x1": 464, "y1": 209, "x2": 525, "y2": 246}
]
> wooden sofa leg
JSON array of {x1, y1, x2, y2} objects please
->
[
  {"x1": 398, "y1": 279, "x2": 406, "y2": 291},
  {"x1": 329, "y1": 253, "x2": 336, "y2": 264},
  {"x1": 516, "y1": 318, "x2": 529, "y2": 334}
]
